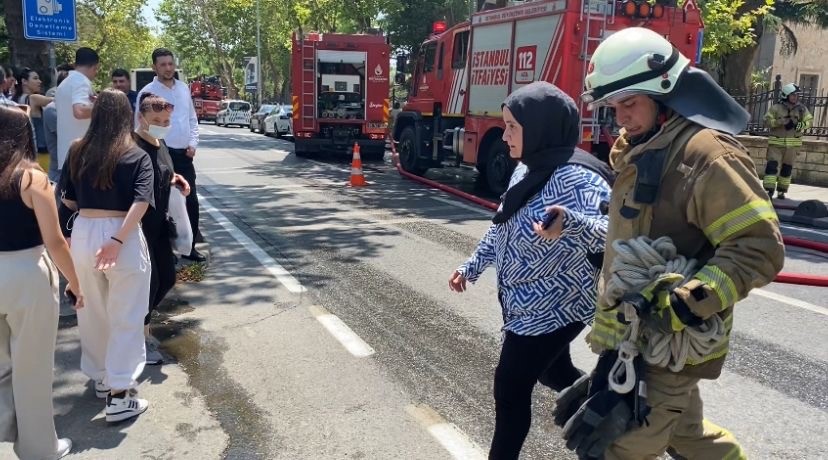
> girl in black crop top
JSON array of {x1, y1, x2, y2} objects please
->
[
  {"x1": 0, "y1": 106, "x2": 80, "y2": 458},
  {"x1": 57, "y1": 89, "x2": 153, "y2": 422}
]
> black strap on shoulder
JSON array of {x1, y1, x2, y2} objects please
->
[{"x1": 631, "y1": 148, "x2": 670, "y2": 204}]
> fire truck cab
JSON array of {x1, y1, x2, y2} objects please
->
[{"x1": 393, "y1": 0, "x2": 703, "y2": 194}]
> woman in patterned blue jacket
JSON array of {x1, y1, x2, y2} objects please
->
[{"x1": 449, "y1": 81, "x2": 612, "y2": 460}]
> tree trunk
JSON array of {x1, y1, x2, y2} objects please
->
[
  {"x1": 3, "y1": 0, "x2": 50, "y2": 85},
  {"x1": 718, "y1": 4, "x2": 767, "y2": 95},
  {"x1": 719, "y1": 44, "x2": 760, "y2": 95}
]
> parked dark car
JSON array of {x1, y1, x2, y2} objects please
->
[{"x1": 250, "y1": 104, "x2": 278, "y2": 133}]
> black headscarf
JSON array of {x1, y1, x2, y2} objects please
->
[{"x1": 492, "y1": 82, "x2": 612, "y2": 224}]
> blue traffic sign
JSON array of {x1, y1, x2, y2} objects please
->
[{"x1": 22, "y1": 0, "x2": 77, "y2": 42}]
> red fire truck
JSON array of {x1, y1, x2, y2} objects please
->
[
  {"x1": 291, "y1": 32, "x2": 391, "y2": 159},
  {"x1": 190, "y1": 76, "x2": 223, "y2": 123},
  {"x1": 393, "y1": 0, "x2": 704, "y2": 194}
]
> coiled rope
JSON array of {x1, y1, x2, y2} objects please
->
[{"x1": 605, "y1": 236, "x2": 727, "y2": 393}]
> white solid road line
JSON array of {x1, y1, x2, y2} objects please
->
[
  {"x1": 201, "y1": 194, "x2": 380, "y2": 359},
  {"x1": 309, "y1": 305, "x2": 375, "y2": 358},
  {"x1": 199, "y1": 195, "x2": 307, "y2": 293},
  {"x1": 753, "y1": 288, "x2": 828, "y2": 317},
  {"x1": 405, "y1": 404, "x2": 486, "y2": 460}
]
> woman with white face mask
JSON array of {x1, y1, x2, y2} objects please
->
[{"x1": 134, "y1": 93, "x2": 190, "y2": 365}]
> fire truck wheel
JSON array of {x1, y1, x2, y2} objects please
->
[
  {"x1": 398, "y1": 126, "x2": 428, "y2": 175},
  {"x1": 484, "y1": 141, "x2": 514, "y2": 196}
]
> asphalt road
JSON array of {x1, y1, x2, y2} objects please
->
[{"x1": 5, "y1": 124, "x2": 826, "y2": 460}]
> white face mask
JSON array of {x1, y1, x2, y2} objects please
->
[{"x1": 147, "y1": 124, "x2": 171, "y2": 139}]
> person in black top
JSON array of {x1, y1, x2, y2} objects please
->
[
  {"x1": 58, "y1": 89, "x2": 153, "y2": 423},
  {"x1": 0, "y1": 106, "x2": 81, "y2": 459},
  {"x1": 134, "y1": 92, "x2": 190, "y2": 365}
]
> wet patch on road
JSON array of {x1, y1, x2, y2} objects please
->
[
  {"x1": 395, "y1": 221, "x2": 480, "y2": 255},
  {"x1": 152, "y1": 312, "x2": 280, "y2": 459}
]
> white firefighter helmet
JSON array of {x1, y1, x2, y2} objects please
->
[
  {"x1": 582, "y1": 27, "x2": 690, "y2": 107},
  {"x1": 781, "y1": 83, "x2": 800, "y2": 98},
  {"x1": 582, "y1": 27, "x2": 749, "y2": 135}
]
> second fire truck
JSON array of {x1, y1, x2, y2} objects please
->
[
  {"x1": 393, "y1": 0, "x2": 704, "y2": 194},
  {"x1": 291, "y1": 32, "x2": 392, "y2": 159}
]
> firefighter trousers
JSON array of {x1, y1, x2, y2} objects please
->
[
  {"x1": 764, "y1": 144, "x2": 799, "y2": 194},
  {"x1": 604, "y1": 368, "x2": 746, "y2": 460}
]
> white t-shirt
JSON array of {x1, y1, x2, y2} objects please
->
[{"x1": 56, "y1": 71, "x2": 95, "y2": 169}]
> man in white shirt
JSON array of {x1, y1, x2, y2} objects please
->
[
  {"x1": 56, "y1": 48, "x2": 98, "y2": 174},
  {"x1": 136, "y1": 48, "x2": 204, "y2": 262}
]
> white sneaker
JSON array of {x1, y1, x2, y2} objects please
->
[
  {"x1": 94, "y1": 380, "x2": 110, "y2": 399},
  {"x1": 105, "y1": 392, "x2": 148, "y2": 423},
  {"x1": 56, "y1": 438, "x2": 72, "y2": 458}
]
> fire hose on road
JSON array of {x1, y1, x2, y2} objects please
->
[{"x1": 390, "y1": 143, "x2": 828, "y2": 287}]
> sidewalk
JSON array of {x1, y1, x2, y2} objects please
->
[
  {"x1": 778, "y1": 183, "x2": 828, "y2": 203},
  {"x1": 0, "y1": 245, "x2": 226, "y2": 459}
]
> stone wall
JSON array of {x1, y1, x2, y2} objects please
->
[{"x1": 736, "y1": 136, "x2": 828, "y2": 187}]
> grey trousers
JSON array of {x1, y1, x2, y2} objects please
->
[{"x1": 0, "y1": 246, "x2": 60, "y2": 460}]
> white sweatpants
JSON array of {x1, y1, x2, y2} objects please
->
[
  {"x1": 0, "y1": 246, "x2": 60, "y2": 460},
  {"x1": 71, "y1": 216, "x2": 150, "y2": 390}
]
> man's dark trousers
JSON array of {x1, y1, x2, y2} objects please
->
[{"x1": 168, "y1": 147, "x2": 202, "y2": 247}]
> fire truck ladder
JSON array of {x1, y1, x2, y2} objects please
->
[
  {"x1": 578, "y1": 0, "x2": 616, "y2": 145},
  {"x1": 301, "y1": 40, "x2": 317, "y2": 131}
]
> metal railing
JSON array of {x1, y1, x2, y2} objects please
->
[{"x1": 731, "y1": 75, "x2": 828, "y2": 139}]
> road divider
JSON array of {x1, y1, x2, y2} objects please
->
[
  {"x1": 405, "y1": 404, "x2": 486, "y2": 460},
  {"x1": 309, "y1": 305, "x2": 375, "y2": 358}
]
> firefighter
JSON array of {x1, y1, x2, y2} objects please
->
[
  {"x1": 550, "y1": 27, "x2": 785, "y2": 460},
  {"x1": 763, "y1": 83, "x2": 813, "y2": 199}
]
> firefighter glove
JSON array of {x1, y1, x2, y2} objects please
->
[
  {"x1": 621, "y1": 273, "x2": 695, "y2": 334},
  {"x1": 784, "y1": 119, "x2": 796, "y2": 130},
  {"x1": 796, "y1": 121, "x2": 806, "y2": 131},
  {"x1": 553, "y1": 373, "x2": 591, "y2": 427},
  {"x1": 562, "y1": 388, "x2": 634, "y2": 459}
]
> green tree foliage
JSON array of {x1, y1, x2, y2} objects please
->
[
  {"x1": 0, "y1": 1, "x2": 9, "y2": 63},
  {"x1": 696, "y1": 0, "x2": 828, "y2": 94},
  {"x1": 57, "y1": 0, "x2": 159, "y2": 88},
  {"x1": 157, "y1": 0, "x2": 390, "y2": 102},
  {"x1": 381, "y1": 0, "x2": 471, "y2": 55},
  {"x1": 158, "y1": 0, "x2": 256, "y2": 98},
  {"x1": 697, "y1": 0, "x2": 774, "y2": 60}
]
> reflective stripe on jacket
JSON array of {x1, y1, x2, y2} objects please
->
[{"x1": 765, "y1": 101, "x2": 813, "y2": 142}]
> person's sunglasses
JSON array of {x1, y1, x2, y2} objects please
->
[{"x1": 144, "y1": 102, "x2": 174, "y2": 113}]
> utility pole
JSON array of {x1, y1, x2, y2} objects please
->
[{"x1": 256, "y1": 0, "x2": 263, "y2": 106}]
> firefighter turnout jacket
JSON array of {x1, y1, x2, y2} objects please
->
[
  {"x1": 764, "y1": 100, "x2": 813, "y2": 148},
  {"x1": 589, "y1": 115, "x2": 785, "y2": 380}
]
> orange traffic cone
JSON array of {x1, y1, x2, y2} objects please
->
[{"x1": 349, "y1": 142, "x2": 367, "y2": 187}]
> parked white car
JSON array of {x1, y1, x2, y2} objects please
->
[
  {"x1": 264, "y1": 106, "x2": 293, "y2": 138},
  {"x1": 216, "y1": 100, "x2": 252, "y2": 128}
]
